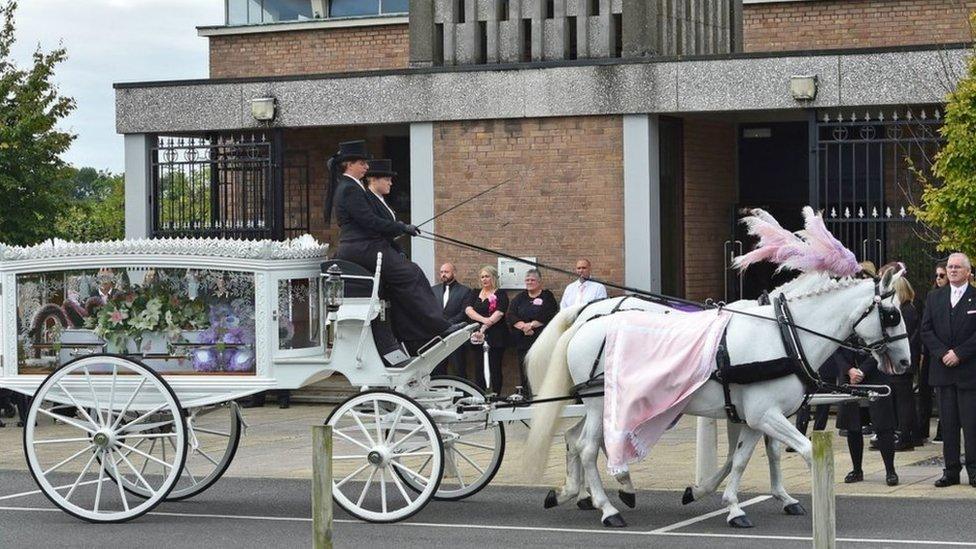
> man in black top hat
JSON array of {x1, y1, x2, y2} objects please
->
[{"x1": 328, "y1": 142, "x2": 465, "y2": 359}]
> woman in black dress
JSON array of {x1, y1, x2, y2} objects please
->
[
  {"x1": 507, "y1": 269, "x2": 557, "y2": 396},
  {"x1": 837, "y1": 347, "x2": 900, "y2": 486},
  {"x1": 463, "y1": 265, "x2": 509, "y2": 394}
]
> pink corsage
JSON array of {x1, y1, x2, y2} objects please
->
[
  {"x1": 487, "y1": 293, "x2": 498, "y2": 314},
  {"x1": 532, "y1": 298, "x2": 543, "y2": 306}
]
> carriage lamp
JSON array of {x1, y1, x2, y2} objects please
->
[
  {"x1": 790, "y1": 75, "x2": 818, "y2": 101},
  {"x1": 325, "y1": 264, "x2": 344, "y2": 314},
  {"x1": 250, "y1": 97, "x2": 277, "y2": 122}
]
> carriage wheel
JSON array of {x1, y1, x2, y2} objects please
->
[
  {"x1": 23, "y1": 354, "x2": 186, "y2": 523},
  {"x1": 107, "y1": 402, "x2": 242, "y2": 501},
  {"x1": 325, "y1": 390, "x2": 443, "y2": 523},
  {"x1": 396, "y1": 376, "x2": 505, "y2": 501}
]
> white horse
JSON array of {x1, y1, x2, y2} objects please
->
[
  {"x1": 523, "y1": 268, "x2": 912, "y2": 528},
  {"x1": 535, "y1": 295, "x2": 805, "y2": 519}
]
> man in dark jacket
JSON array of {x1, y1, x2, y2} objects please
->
[
  {"x1": 327, "y1": 142, "x2": 462, "y2": 363},
  {"x1": 431, "y1": 262, "x2": 472, "y2": 377},
  {"x1": 921, "y1": 252, "x2": 976, "y2": 487}
]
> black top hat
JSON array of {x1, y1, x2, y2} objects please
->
[
  {"x1": 335, "y1": 140, "x2": 370, "y2": 162},
  {"x1": 365, "y1": 159, "x2": 397, "y2": 179}
]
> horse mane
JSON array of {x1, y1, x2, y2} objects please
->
[{"x1": 767, "y1": 271, "x2": 863, "y2": 302}]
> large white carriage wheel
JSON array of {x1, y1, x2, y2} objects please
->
[
  {"x1": 325, "y1": 389, "x2": 443, "y2": 523},
  {"x1": 108, "y1": 402, "x2": 242, "y2": 502},
  {"x1": 397, "y1": 375, "x2": 505, "y2": 501},
  {"x1": 23, "y1": 354, "x2": 187, "y2": 523}
]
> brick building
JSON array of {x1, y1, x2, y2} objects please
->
[{"x1": 116, "y1": 0, "x2": 970, "y2": 393}]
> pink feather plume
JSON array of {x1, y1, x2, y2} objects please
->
[
  {"x1": 732, "y1": 207, "x2": 861, "y2": 277},
  {"x1": 730, "y1": 209, "x2": 806, "y2": 272},
  {"x1": 795, "y1": 207, "x2": 861, "y2": 277}
]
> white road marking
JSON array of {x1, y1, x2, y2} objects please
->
[
  {"x1": 0, "y1": 505, "x2": 975, "y2": 546},
  {"x1": 650, "y1": 495, "x2": 771, "y2": 533},
  {"x1": 0, "y1": 479, "x2": 105, "y2": 502}
]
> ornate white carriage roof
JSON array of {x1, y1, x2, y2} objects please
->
[{"x1": 0, "y1": 234, "x2": 329, "y2": 262}]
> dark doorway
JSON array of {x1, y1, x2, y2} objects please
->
[{"x1": 731, "y1": 121, "x2": 809, "y2": 300}]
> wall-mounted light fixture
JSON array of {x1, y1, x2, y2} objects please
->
[
  {"x1": 789, "y1": 75, "x2": 818, "y2": 101},
  {"x1": 250, "y1": 97, "x2": 277, "y2": 122}
]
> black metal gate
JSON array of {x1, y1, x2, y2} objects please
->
[
  {"x1": 813, "y1": 107, "x2": 944, "y2": 291},
  {"x1": 151, "y1": 132, "x2": 286, "y2": 240}
]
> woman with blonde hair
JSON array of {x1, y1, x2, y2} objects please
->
[{"x1": 464, "y1": 265, "x2": 509, "y2": 394}]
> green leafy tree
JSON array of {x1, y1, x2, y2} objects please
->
[
  {"x1": 55, "y1": 168, "x2": 125, "y2": 241},
  {"x1": 914, "y1": 50, "x2": 976, "y2": 258},
  {"x1": 0, "y1": 0, "x2": 75, "y2": 245}
]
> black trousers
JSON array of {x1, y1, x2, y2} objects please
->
[
  {"x1": 469, "y1": 344, "x2": 505, "y2": 395},
  {"x1": 433, "y1": 346, "x2": 468, "y2": 379},
  {"x1": 916, "y1": 360, "x2": 937, "y2": 441},
  {"x1": 336, "y1": 240, "x2": 448, "y2": 342},
  {"x1": 889, "y1": 375, "x2": 918, "y2": 444},
  {"x1": 516, "y1": 348, "x2": 533, "y2": 396},
  {"x1": 795, "y1": 404, "x2": 831, "y2": 434},
  {"x1": 935, "y1": 385, "x2": 976, "y2": 474}
]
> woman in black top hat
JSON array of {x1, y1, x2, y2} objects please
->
[{"x1": 328, "y1": 142, "x2": 462, "y2": 353}]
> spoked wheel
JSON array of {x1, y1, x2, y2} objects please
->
[
  {"x1": 23, "y1": 354, "x2": 186, "y2": 523},
  {"x1": 398, "y1": 376, "x2": 505, "y2": 501},
  {"x1": 108, "y1": 402, "x2": 243, "y2": 501},
  {"x1": 325, "y1": 390, "x2": 443, "y2": 523}
]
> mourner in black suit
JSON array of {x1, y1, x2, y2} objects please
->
[
  {"x1": 431, "y1": 263, "x2": 472, "y2": 378},
  {"x1": 920, "y1": 252, "x2": 976, "y2": 487},
  {"x1": 327, "y1": 144, "x2": 462, "y2": 362}
]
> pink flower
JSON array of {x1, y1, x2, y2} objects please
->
[
  {"x1": 487, "y1": 293, "x2": 497, "y2": 314},
  {"x1": 532, "y1": 298, "x2": 543, "y2": 306},
  {"x1": 109, "y1": 309, "x2": 128, "y2": 326}
]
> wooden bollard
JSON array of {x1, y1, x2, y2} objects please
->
[
  {"x1": 811, "y1": 431, "x2": 836, "y2": 549},
  {"x1": 313, "y1": 425, "x2": 334, "y2": 549}
]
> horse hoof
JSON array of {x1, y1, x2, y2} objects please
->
[
  {"x1": 544, "y1": 490, "x2": 558, "y2": 509},
  {"x1": 618, "y1": 490, "x2": 636, "y2": 508},
  {"x1": 728, "y1": 515, "x2": 754, "y2": 528},
  {"x1": 681, "y1": 487, "x2": 694, "y2": 505},
  {"x1": 576, "y1": 497, "x2": 595, "y2": 511},
  {"x1": 784, "y1": 502, "x2": 806, "y2": 516},
  {"x1": 602, "y1": 513, "x2": 628, "y2": 528}
]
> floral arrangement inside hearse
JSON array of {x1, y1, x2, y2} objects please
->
[{"x1": 18, "y1": 267, "x2": 257, "y2": 374}]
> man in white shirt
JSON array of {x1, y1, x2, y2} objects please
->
[{"x1": 560, "y1": 258, "x2": 608, "y2": 310}]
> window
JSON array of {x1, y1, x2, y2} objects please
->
[
  {"x1": 329, "y1": 0, "x2": 408, "y2": 18},
  {"x1": 225, "y1": 0, "x2": 408, "y2": 25}
]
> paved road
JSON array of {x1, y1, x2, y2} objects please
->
[{"x1": 0, "y1": 470, "x2": 974, "y2": 548}]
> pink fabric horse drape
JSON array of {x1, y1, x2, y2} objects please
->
[{"x1": 603, "y1": 309, "x2": 732, "y2": 474}]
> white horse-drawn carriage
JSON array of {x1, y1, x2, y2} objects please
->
[
  {"x1": 0, "y1": 235, "x2": 526, "y2": 523},
  {"x1": 0, "y1": 207, "x2": 912, "y2": 529}
]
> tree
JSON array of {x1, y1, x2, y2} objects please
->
[
  {"x1": 914, "y1": 47, "x2": 976, "y2": 258},
  {"x1": 0, "y1": 0, "x2": 75, "y2": 245},
  {"x1": 55, "y1": 168, "x2": 125, "y2": 242}
]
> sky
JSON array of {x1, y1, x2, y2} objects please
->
[{"x1": 10, "y1": 0, "x2": 225, "y2": 173}]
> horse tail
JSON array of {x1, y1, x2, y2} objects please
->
[
  {"x1": 526, "y1": 304, "x2": 587, "y2": 392},
  {"x1": 522, "y1": 312, "x2": 585, "y2": 480}
]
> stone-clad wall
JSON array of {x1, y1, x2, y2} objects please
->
[
  {"x1": 431, "y1": 116, "x2": 624, "y2": 302},
  {"x1": 208, "y1": 24, "x2": 409, "y2": 78},
  {"x1": 743, "y1": 0, "x2": 976, "y2": 53},
  {"x1": 682, "y1": 118, "x2": 736, "y2": 302}
]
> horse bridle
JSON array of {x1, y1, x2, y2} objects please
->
[{"x1": 846, "y1": 280, "x2": 908, "y2": 356}]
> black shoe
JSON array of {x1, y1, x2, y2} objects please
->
[
  {"x1": 439, "y1": 322, "x2": 469, "y2": 338},
  {"x1": 893, "y1": 440, "x2": 915, "y2": 452},
  {"x1": 933, "y1": 434, "x2": 943, "y2": 443},
  {"x1": 844, "y1": 470, "x2": 864, "y2": 483},
  {"x1": 934, "y1": 472, "x2": 960, "y2": 487},
  {"x1": 886, "y1": 472, "x2": 899, "y2": 486}
]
